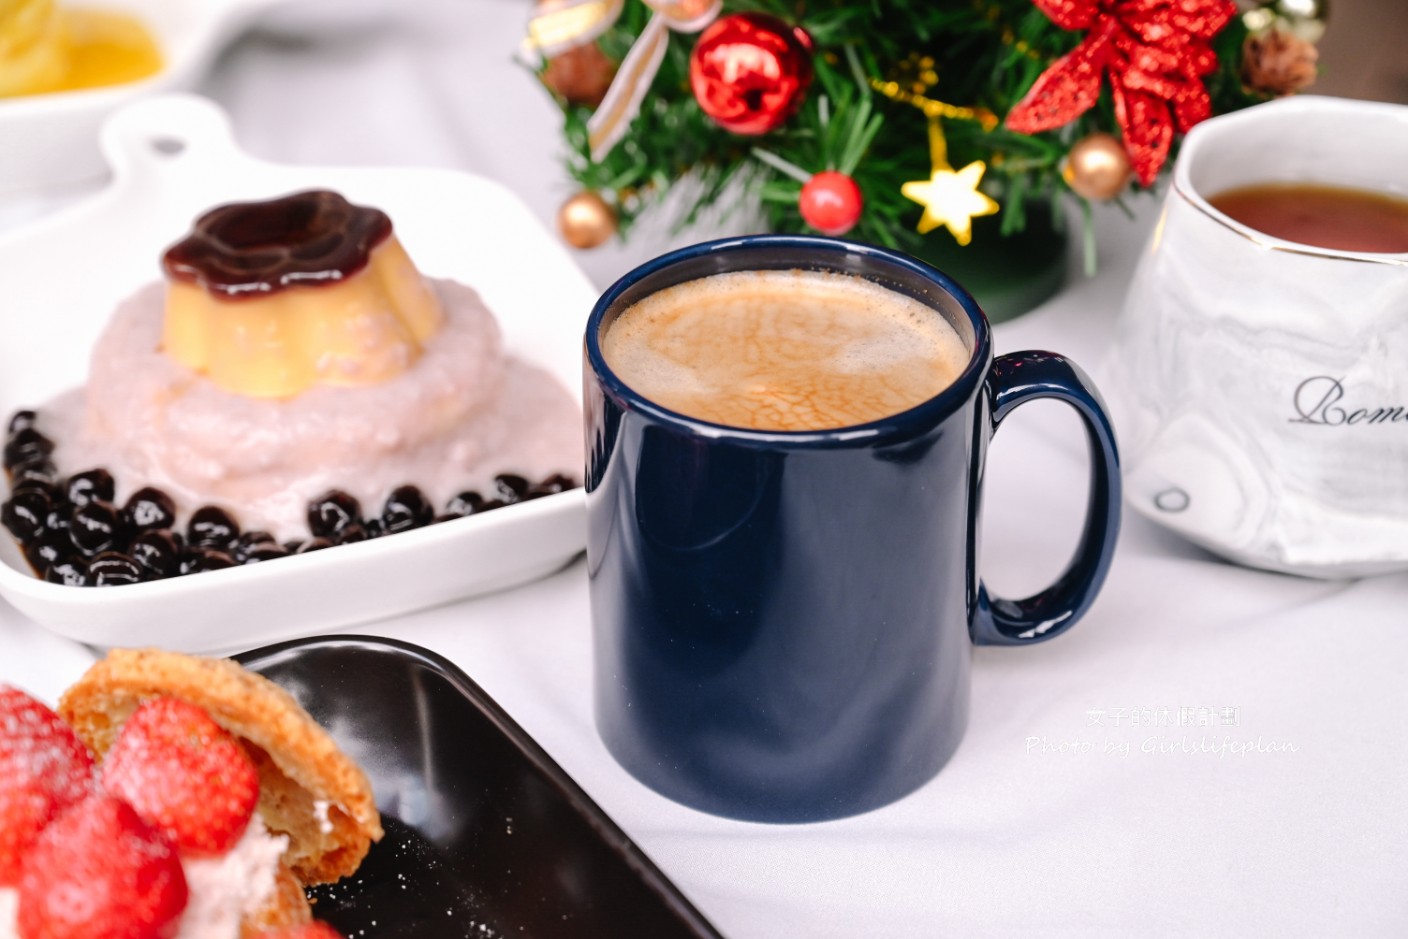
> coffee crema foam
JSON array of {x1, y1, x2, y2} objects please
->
[{"x1": 602, "y1": 269, "x2": 970, "y2": 431}]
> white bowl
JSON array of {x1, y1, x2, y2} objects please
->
[
  {"x1": 0, "y1": 0, "x2": 286, "y2": 198},
  {"x1": 0, "y1": 93, "x2": 595, "y2": 651}
]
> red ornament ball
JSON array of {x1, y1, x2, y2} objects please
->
[
  {"x1": 689, "y1": 13, "x2": 813, "y2": 136},
  {"x1": 799, "y1": 171, "x2": 863, "y2": 236}
]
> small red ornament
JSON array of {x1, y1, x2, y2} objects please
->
[
  {"x1": 799, "y1": 172, "x2": 863, "y2": 236},
  {"x1": 1005, "y1": 0, "x2": 1237, "y2": 186},
  {"x1": 689, "y1": 13, "x2": 813, "y2": 136}
]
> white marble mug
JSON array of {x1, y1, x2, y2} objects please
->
[{"x1": 1109, "y1": 96, "x2": 1408, "y2": 578}]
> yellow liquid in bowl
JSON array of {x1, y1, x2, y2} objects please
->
[{"x1": 1, "y1": 2, "x2": 162, "y2": 98}]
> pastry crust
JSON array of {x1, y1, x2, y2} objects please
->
[
  {"x1": 58, "y1": 648, "x2": 383, "y2": 886},
  {"x1": 240, "y1": 863, "x2": 314, "y2": 937}
]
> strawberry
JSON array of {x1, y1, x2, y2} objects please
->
[
  {"x1": 251, "y1": 923, "x2": 345, "y2": 939},
  {"x1": 102, "y1": 697, "x2": 260, "y2": 855},
  {"x1": 0, "y1": 685, "x2": 96, "y2": 884},
  {"x1": 16, "y1": 793, "x2": 188, "y2": 939}
]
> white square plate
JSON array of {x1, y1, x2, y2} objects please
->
[{"x1": 0, "y1": 93, "x2": 593, "y2": 652}]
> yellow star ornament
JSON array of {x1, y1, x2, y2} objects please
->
[{"x1": 900, "y1": 160, "x2": 999, "y2": 246}]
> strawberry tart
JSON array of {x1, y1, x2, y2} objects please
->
[{"x1": 0, "y1": 648, "x2": 382, "y2": 938}]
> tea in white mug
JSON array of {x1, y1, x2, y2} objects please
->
[{"x1": 1209, "y1": 182, "x2": 1408, "y2": 253}]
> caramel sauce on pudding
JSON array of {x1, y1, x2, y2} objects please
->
[
  {"x1": 162, "y1": 191, "x2": 393, "y2": 298},
  {"x1": 158, "y1": 191, "x2": 444, "y2": 398},
  {"x1": 1208, "y1": 182, "x2": 1408, "y2": 254}
]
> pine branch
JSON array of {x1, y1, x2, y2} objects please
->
[{"x1": 541, "y1": 0, "x2": 1268, "y2": 247}]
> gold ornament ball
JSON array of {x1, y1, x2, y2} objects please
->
[
  {"x1": 1063, "y1": 133, "x2": 1133, "y2": 201},
  {"x1": 557, "y1": 191, "x2": 617, "y2": 249}
]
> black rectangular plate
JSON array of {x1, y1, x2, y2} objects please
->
[{"x1": 235, "y1": 636, "x2": 723, "y2": 939}]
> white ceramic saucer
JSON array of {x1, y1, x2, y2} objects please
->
[{"x1": 0, "y1": 93, "x2": 595, "y2": 652}]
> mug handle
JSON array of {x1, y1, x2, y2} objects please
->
[{"x1": 970, "y1": 351, "x2": 1121, "y2": 646}]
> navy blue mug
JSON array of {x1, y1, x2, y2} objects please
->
[{"x1": 584, "y1": 236, "x2": 1120, "y2": 822}]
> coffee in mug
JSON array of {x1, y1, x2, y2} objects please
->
[
  {"x1": 584, "y1": 235, "x2": 1122, "y2": 822},
  {"x1": 600, "y1": 269, "x2": 970, "y2": 431}
]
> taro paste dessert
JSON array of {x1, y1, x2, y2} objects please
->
[{"x1": 0, "y1": 190, "x2": 581, "y2": 585}]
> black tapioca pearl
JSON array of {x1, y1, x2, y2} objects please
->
[
  {"x1": 43, "y1": 506, "x2": 69, "y2": 535},
  {"x1": 444, "y1": 491, "x2": 484, "y2": 518},
  {"x1": 493, "y1": 474, "x2": 530, "y2": 503},
  {"x1": 296, "y1": 537, "x2": 333, "y2": 554},
  {"x1": 381, "y1": 485, "x2": 433, "y2": 534},
  {"x1": 10, "y1": 460, "x2": 58, "y2": 488},
  {"x1": 68, "y1": 499, "x2": 124, "y2": 557},
  {"x1": 181, "y1": 546, "x2": 237, "y2": 574},
  {"x1": 3, "y1": 490, "x2": 51, "y2": 542},
  {"x1": 45, "y1": 558, "x2": 89, "y2": 586},
  {"x1": 11, "y1": 477, "x2": 60, "y2": 503},
  {"x1": 23, "y1": 531, "x2": 72, "y2": 573},
  {"x1": 130, "y1": 529, "x2": 181, "y2": 579},
  {"x1": 124, "y1": 487, "x2": 177, "y2": 533},
  {"x1": 6, "y1": 410, "x2": 38, "y2": 437},
  {"x1": 187, "y1": 506, "x2": 239, "y2": 551},
  {"x1": 65, "y1": 469, "x2": 115, "y2": 508},
  {"x1": 242, "y1": 543, "x2": 290, "y2": 564},
  {"x1": 3, "y1": 429, "x2": 54, "y2": 471},
  {"x1": 89, "y1": 552, "x2": 144, "y2": 586},
  {"x1": 307, "y1": 490, "x2": 362, "y2": 539},
  {"x1": 232, "y1": 530, "x2": 277, "y2": 562},
  {"x1": 336, "y1": 522, "x2": 370, "y2": 544},
  {"x1": 528, "y1": 473, "x2": 577, "y2": 498}
]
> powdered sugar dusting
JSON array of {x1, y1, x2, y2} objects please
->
[
  {"x1": 312, "y1": 799, "x2": 333, "y2": 836},
  {"x1": 1, "y1": 823, "x2": 285, "y2": 939},
  {"x1": 174, "y1": 815, "x2": 287, "y2": 939},
  {"x1": 0, "y1": 888, "x2": 16, "y2": 939}
]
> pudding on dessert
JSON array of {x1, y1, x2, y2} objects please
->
[
  {"x1": 26, "y1": 189, "x2": 580, "y2": 544},
  {"x1": 160, "y1": 191, "x2": 444, "y2": 398}
]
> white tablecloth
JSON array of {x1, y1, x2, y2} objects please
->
[{"x1": 3, "y1": 2, "x2": 1406, "y2": 936}]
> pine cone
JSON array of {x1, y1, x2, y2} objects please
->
[
  {"x1": 542, "y1": 43, "x2": 617, "y2": 109},
  {"x1": 1241, "y1": 29, "x2": 1318, "y2": 97}
]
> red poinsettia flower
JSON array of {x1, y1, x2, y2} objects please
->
[{"x1": 1006, "y1": 0, "x2": 1238, "y2": 186}]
